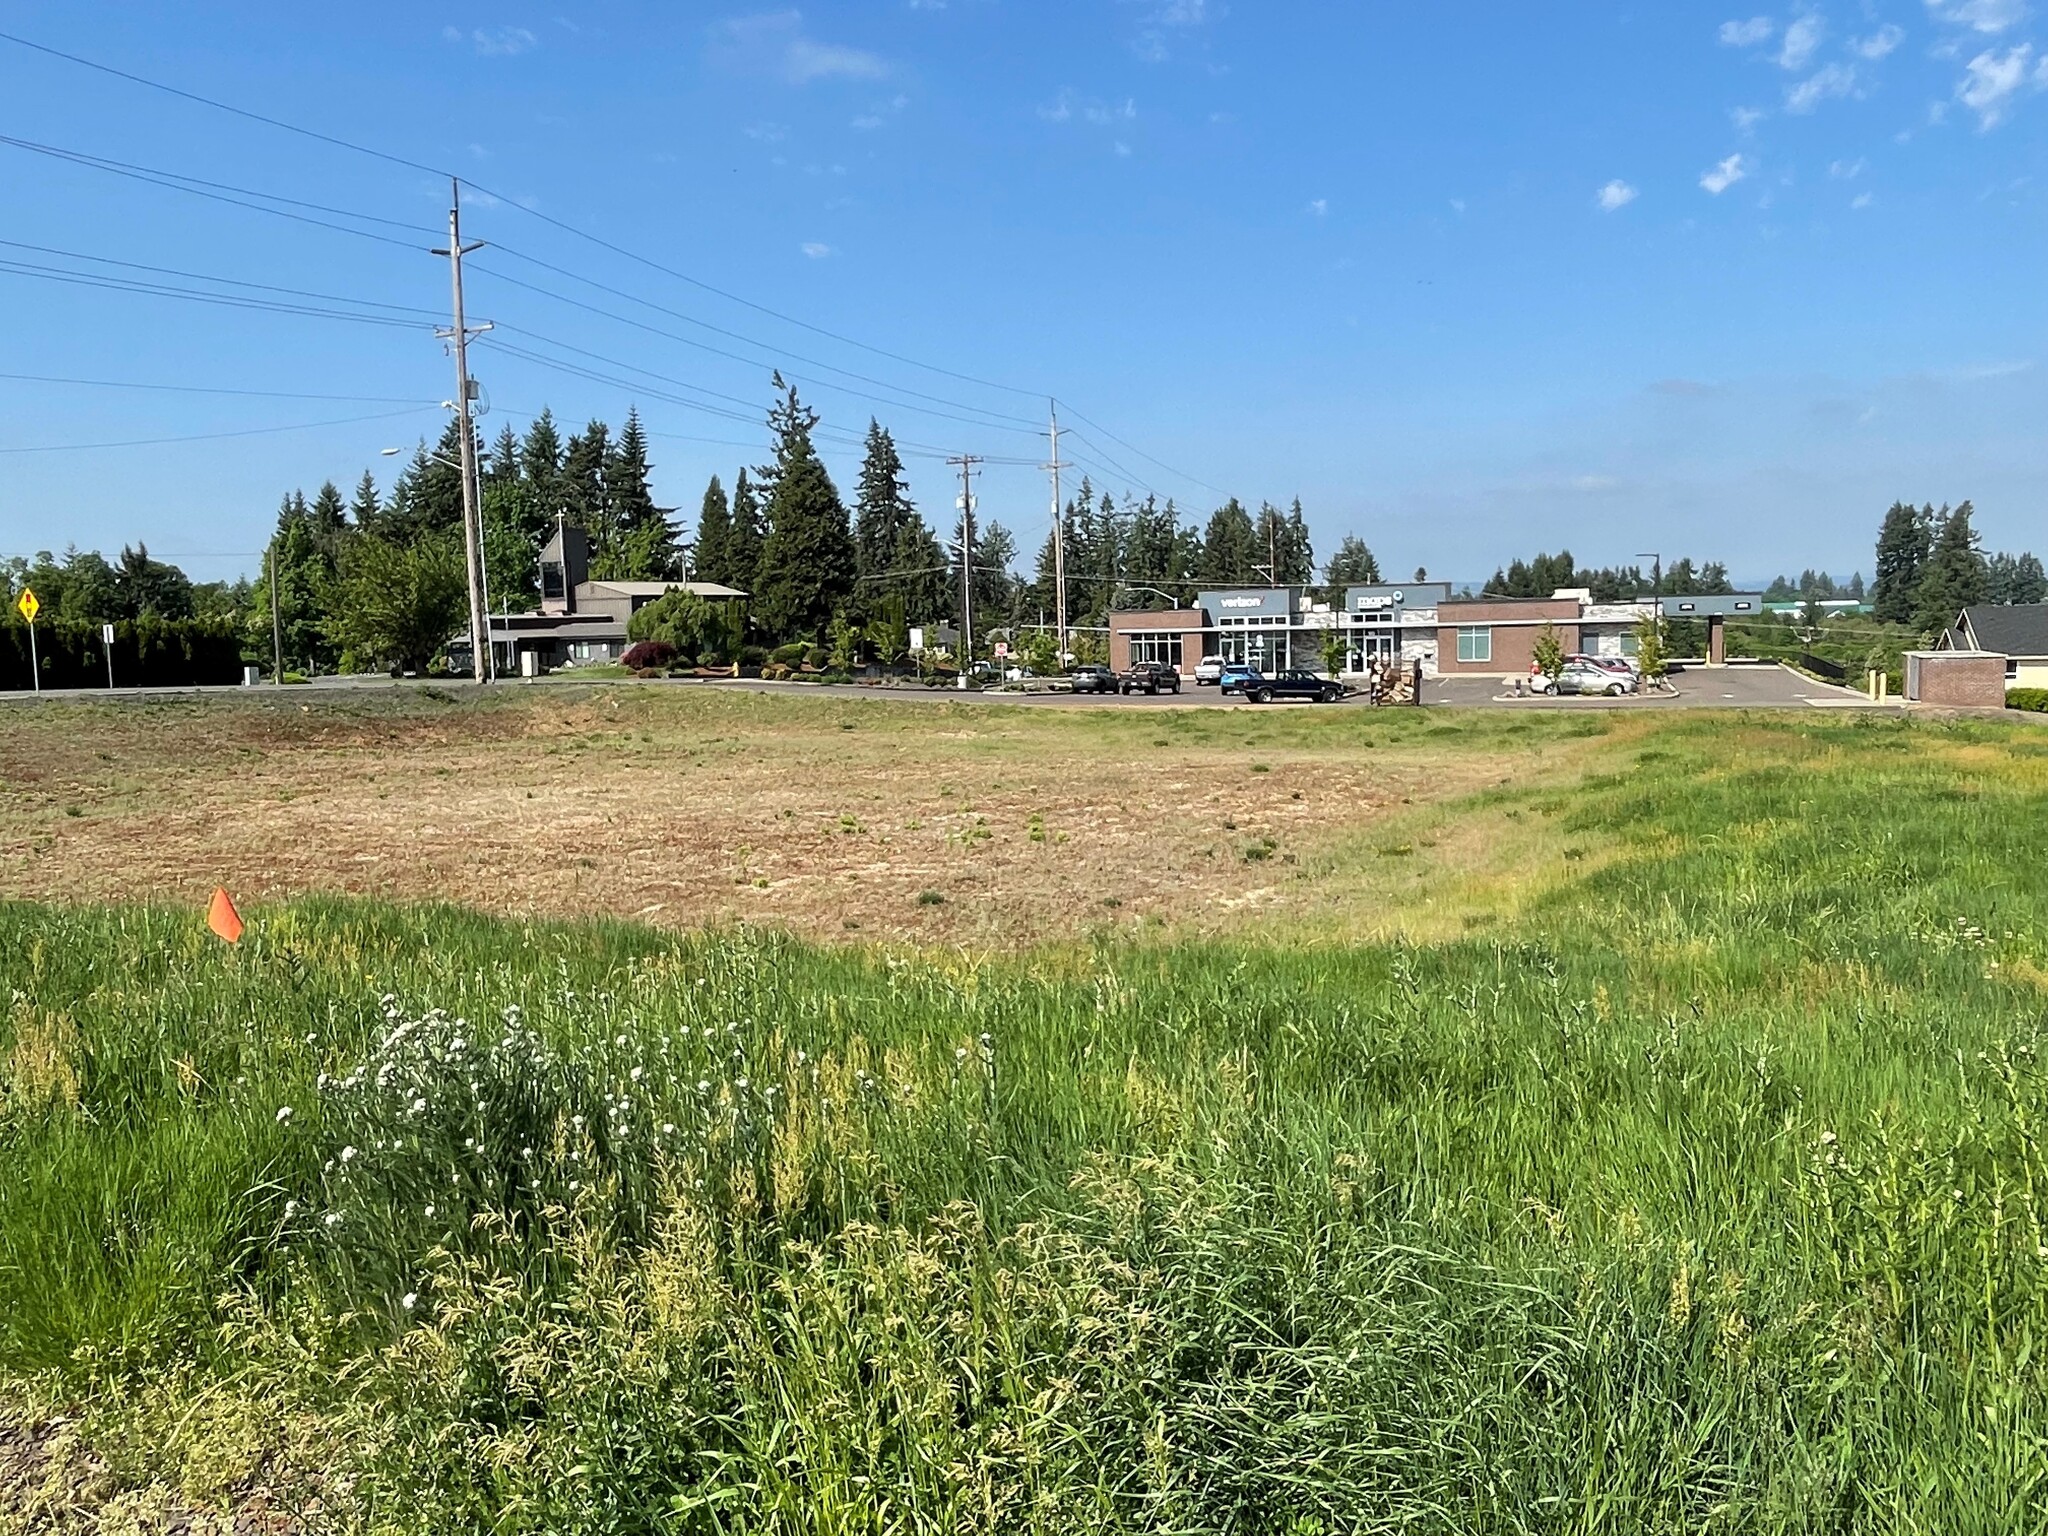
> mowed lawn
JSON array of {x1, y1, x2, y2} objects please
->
[{"x1": 3, "y1": 695, "x2": 2048, "y2": 1533}]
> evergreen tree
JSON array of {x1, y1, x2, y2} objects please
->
[
  {"x1": 889, "y1": 515, "x2": 950, "y2": 626},
  {"x1": 308, "y1": 481, "x2": 348, "y2": 561},
  {"x1": 1281, "y1": 498, "x2": 1315, "y2": 584},
  {"x1": 562, "y1": 421, "x2": 613, "y2": 558},
  {"x1": 349, "y1": 470, "x2": 382, "y2": 531},
  {"x1": 726, "y1": 468, "x2": 765, "y2": 592},
  {"x1": 853, "y1": 420, "x2": 917, "y2": 614},
  {"x1": 1987, "y1": 550, "x2": 2048, "y2": 605},
  {"x1": 1913, "y1": 501, "x2": 1988, "y2": 634},
  {"x1": 486, "y1": 425, "x2": 522, "y2": 487},
  {"x1": 1872, "y1": 501, "x2": 1934, "y2": 625},
  {"x1": 693, "y1": 475, "x2": 732, "y2": 585},
  {"x1": 753, "y1": 380, "x2": 854, "y2": 640},
  {"x1": 598, "y1": 409, "x2": 679, "y2": 579},
  {"x1": 1320, "y1": 535, "x2": 1381, "y2": 605},
  {"x1": 1201, "y1": 498, "x2": 1258, "y2": 586},
  {"x1": 482, "y1": 476, "x2": 551, "y2": 612},
  {"x1": 520, "y1": 409, "x2": 566, "y2": 515},
  {"x1": 1847, "y1": 572, "x2": 1867, "y2": 601}
]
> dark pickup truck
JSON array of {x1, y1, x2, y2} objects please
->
[
  {"x1": 1242, "y1": 669, "x2": 1345, "y2": 704},
  {"x1": 1119, "y1": 663, "x2": 1183, "y2": 695}
]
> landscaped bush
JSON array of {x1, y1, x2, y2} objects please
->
[
  {"x1": 769, "y1": 642, "x2": 808, "y2": 668},
  {"x1": 620, "y1": 639, "x2": 678, "y2": 671},
  {"x1": 740, "y1": 645, "x2": 770, "y2": 667},
  {"x1": 2008, "y1": 687, "x2": 2048, "y2": 713}
]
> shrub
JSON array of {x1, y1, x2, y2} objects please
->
[
  {"x1": 740, "y1": 645, "x2": 770, "y2": 667},
  {"x1": 803, "y1": 645, "x2": 829, "y2": 672},
  {"x1": 2008, "y1": 687, "x2": 2048, "y2": 713},
  {"x1": 620, "y1": 640, "x2": 678, "y2": 671},
  {"x1": 770, "y1": 643, "x2": 808, "y2": 668}
]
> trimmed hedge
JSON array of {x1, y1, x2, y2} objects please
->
[
  {"x1": 2008, "y1": 687, "x2": 2048, "y2": 714},
  {"x1": 1, "y1": 616, "x2": 246, "y2": 691}
]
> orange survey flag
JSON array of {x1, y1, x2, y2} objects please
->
[{"x1": 207, "y1": 888, "x2": 245, "y2": 944}]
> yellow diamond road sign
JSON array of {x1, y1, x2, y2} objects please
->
[{"x1": 15, "y1": 588, "x2": 38, "y2": 625}]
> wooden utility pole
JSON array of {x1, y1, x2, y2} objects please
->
[
  {"x1": 1045, "y1": 403, "x2": 1066, "y2": 666},
  {"x1": 434, "y1": 180, "x2": 493, "y2": 684},
  {"x1": 949, "y1": 454, "x2": 982, "y2": 680}
]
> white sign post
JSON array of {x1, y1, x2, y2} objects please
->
[{"x1": 102, "y1": 623, "x2": 116, "y2": 690}]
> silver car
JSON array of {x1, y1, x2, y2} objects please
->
[{"x1": 1542, "y1": 661, "x2": 1637, "y2": 697}]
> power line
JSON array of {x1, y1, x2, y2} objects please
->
[
  {"x1": 0, "y1": 32, "x2": 1233, "y2": 497},
  {"x1": 0, "y1": 238, "x2": 441, "y2": 318},
  {"x1": 0, "y1": 371, "x2": 438, "y2": 404},
  {"x1": 0, "y1": 406, "x2": 437, "y2": 454},
  {"x1": 469, "y1": 259, "x2": 1043, "y2": 437},
  {"x1": 0, "y1": 259, "x2": 430, "y2": 329},
  {"x1": 0, "y1": 135, "x2": 433, "y2": 251}
]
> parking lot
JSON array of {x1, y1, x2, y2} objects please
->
[{"x1": 1424, "y1": 662, "x2": 1873, "y2": 710}]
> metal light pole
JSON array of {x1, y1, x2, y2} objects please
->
[{"x1": 432, "y1": 181, "x2": 492, "y2": 684}]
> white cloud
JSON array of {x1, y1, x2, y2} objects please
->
[
  {"x1": 1114, "y1": 140, "x2": 1133, "y2": 156},
  {"x1": 1719, "y1": 16, "x2": 1774, "y2": 45},
  {"x1": 1854, "y1": 24, "x2": 1906, "y2": 59},
  {"x1": 1307, "y1": 197, "x2": 1328, "y2": 216},
  {"x1": 1042, "y1": 90, "x2": 1137, "y2": 128},
  {"x1": 1852, "y1": 191, "x2": 1876, "y2": 208},
  {"x1": 744, "y1": 121, "x2": 789, "y2": 143},
  {"x1": 1829, "y1": 156, "x2": 1868, "y2": 177},
  {"x1": 1449, "y1": 197, "x2": 1467, "y2": 214},
  {"x1": 851, "y1": 114, "x2": 884, "y2": 129},
  {"x1": 1700, "y1": 153, "x2": 1752, "y2": 194},
  {"x1": 1787, "y1": 62, "x2": 1859, "y2": 111},
  {"x1": 1731, "y1": 105, "x2": 1768, "y2": 132},
  {"x1": 1958, "y1": 44, "x2": 2032, "y2": 126},
  {"x1": 1085, "y1": 97, "x2": 1138, "y2": 124},
  {"x1": 709, "y1": 12, "x2": 888, "y2": 84},
  {"x1": 1778, "y1": 15, "x2": 1825, "y2": 69},
  {"x1": 1597, "y1": 179, "x2": 1638, "y2": 211},
  {"x1": 801, "y1": 241, "x2": 832, "y2": 258},
  {"x1": 446, "y1": 25, "x2": 538, "y2": 56},
  {"x1": 1926, "y1": 0, "x2": 2029, "y2": 34}
]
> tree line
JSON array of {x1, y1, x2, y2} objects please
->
[{"x1": 1871, "y1": 501, "x2": 2044, "y2": 636}]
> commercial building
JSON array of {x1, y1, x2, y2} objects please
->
[
  {"x1": 1107, "y1": 584, "x2": 1452, "y2": 677},
  {"x1": 1944, "y1": 604, "x2": 2048, "y2": 691},
  {"x1": 1094, "y1": 584, "x2": 1767, "y2": 681},
  {"x1": 473, "y1": 523, "x2": 747, "y2": 675}
]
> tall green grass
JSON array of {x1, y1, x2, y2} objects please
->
[{"x1": 4, "y1": 712, "x2": 2048, "y2": 1532}]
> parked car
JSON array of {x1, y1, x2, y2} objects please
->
[
  {"x1": 1541, "y1": 661, "x2": 1636, "y2": 697},
  {"x1": 1532, "y1": 653, "x2": 1640, "y2": 682},
  {"x1": 1242, "y1": 669, "x2": 1345, "y2": 704},
  {"x1": 1067, "y1": 665, "x2": 1119, "y2": 694},
  {"x1": 1194, "y1": 654, "x2": 1225, "y2": 686},
  {"x1": 1120, "y1": 662, "x2": 1183, "y2": 695},
  {"x1": 1218, "y1": 663, "x2": 1263, "y2": 695}
]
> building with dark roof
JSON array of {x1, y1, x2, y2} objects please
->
[{"x1": 1944, "y1": 604, "x2": 2048, "y2": 691}]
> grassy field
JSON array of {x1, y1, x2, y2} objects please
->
[{"x1": 4, "y1": 696, "x2": 2048, "y2": 1532}]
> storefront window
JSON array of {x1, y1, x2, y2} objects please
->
[
  {"x1": 1128, "y1": 634, "x2": 1181, "y2": 668},
  {"x1": 1456, "y1": 626, "x2": 1492, "y2": 664}
]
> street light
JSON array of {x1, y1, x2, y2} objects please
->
[{"x1": 381, "y1": 444, "x2": 497, "y2": 681}]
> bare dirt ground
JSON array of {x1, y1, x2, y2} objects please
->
[{"x1": 0, "y1": 685, "x2": 1627, "y2": 945}]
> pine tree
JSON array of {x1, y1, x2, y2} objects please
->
[
  {"x1": 349, "y1": 470, "x2": 382, "y2": 531},
  {"x1": 1320, "y1": 535, "x2": 1381, "y2": 605},
  {"x1": 693, "y1": 475, "x2": 731, "y2": 584},
  {"x1": 1202, "y1": 499, "x2": 1258, "y2": 586},
  {"x1": 753, "y1": 380, "x2": 854, "y2": 640},
  {"x1": 521, "y1": 409, "x2": 565, "y2": 514},
  {"x1": 727, "y1": 469, "x2": 765, "y2": 592},
  {"x1": 853, "y1": 421, "x2": 916, "y2": 615},
  {"x1": 563, "y1": 421, "x2": 613, "y2": 560},
  {"x1": 1872, "y1": 501, "x2": 1933, "y2": 625},
  {"x1": 600, "y1": 409, "x2": 679, "y2": 579},
  {"x1": 1281, "y1": 498, "x2": 1315, "y2": 584},
  {"x1": 890, "y1": 516, "x2": 950, "y2": 626},
  {"x1": 308, "y1": 481, "x2": 348, "y2": 558},
  {"x1": 1913, "y1": 501, "x2": 1988, "y2": 635},
  {"x1": 486, "y1": 425, "x2": 522, "y2": 487}
]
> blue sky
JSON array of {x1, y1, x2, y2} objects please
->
[{"x1": 1, "y1": 0, "x2": 2044, "y2": 588}]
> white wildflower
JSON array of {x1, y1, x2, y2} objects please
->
[
  {"x1": 276, "y1": 1105, "x2": 294, "y2": 1123},
  {"x1": 340, "y1": 1146, "x2": 357, "y2": 1163},
  {"x1": 401, "y1": 1292, "x2": 418, "y2": 1311}
]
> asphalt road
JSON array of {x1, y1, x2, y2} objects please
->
[{"x1": 1, "y1": 662, "x2": 1887, "y2": 711}]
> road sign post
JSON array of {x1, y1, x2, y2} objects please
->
[
  {"x1": 15, "y1": 588, "x2": 39, "y2": 694},
  {"x1": 102, "y1": 622, "x2": 116, "y2": 690}
]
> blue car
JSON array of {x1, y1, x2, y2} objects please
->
[{"x1": 1218, "y1": 664, "x2": 1263, "y2": 696}]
